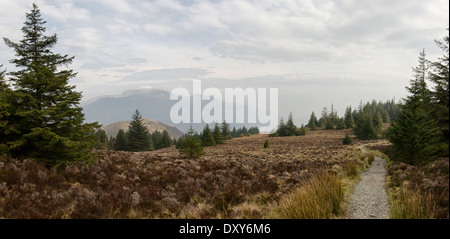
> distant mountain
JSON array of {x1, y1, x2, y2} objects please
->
[
  {"x1": 82, "y1": 89, "x2": 174, "y2": 126},
  {"x1": 82, "y1": 88, "x2": 263, "y2": 133},
  {"x1": 103, "y1": 118, "x2": 184, "y2": 139}
]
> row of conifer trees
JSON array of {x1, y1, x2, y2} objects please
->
[{"x1": 94, "y1": 110, "x2": 174, "y2": 152}]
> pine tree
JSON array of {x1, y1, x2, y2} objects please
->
[
  {"x1": 2, "y1": 4, "x2": 98, "y2": 166},
  {"x1": 429, "y1": 33, "x2": 449, "y2": 108},
  {"x1": 336, "y1": 118, "x2": 346, "y2": 130},
  {"x1": 354, "y1": 112, "x2": 378, "y2": 140},
  {"x1": 264, "y1": 139, "x2": 270, "y2": 148},
  {"x1": 231, "y1": 127, "x2": 237, "y2": 138},
  {"x1": 114, "y1": 129, "x2": 127, "y2": 151},
  {"x1": 127, "y1": 110, "x2": 152, "y2": 152},
  {"x1": 342, "y1": 134, "x2": 352, "y2": 145},
  {"x1": 95, "y1": 129, "x2": 108, "y2": 149},
  {"x1": 388, "y1": 49, "x2": 443, "y2": 162},
  {"x1": 108, "y1": 136, "x2": 115, "y2": 150},
  {"x1": 319, "y1": 107, "x2": 328, "y2": 129},
  {"x1": 241, "y1": 126, "x2": 248, "y2": 136},
  {"x1": 213, "y1": 123, "x2": 224, "y2": 144},
  {"x1": 0, "y1": 67, "x2": 12, "y2": 153},
  {"x1": 388, "y1": 107, "x2": 440, "y2": 163},
  {"x1": 406, "y1": 49, "x2": 432, "y2": 108},
  {"x1": 221, "y1": 121, "x2": 232, "y2": 140},
  {"x1": 298, "y1": 124, "x2": 306, "y2": 136},
  {"x1": 178, "y1": 127, "x2": 204, "y2": 159},
  {"x1": 428, "y1": 32, "x2": 449, "y2": 154},
  {"x1": 201, "y1": 124, "x2": 216, "y2": 146},
  {"x1": 152, "y1": 130, "x2": 163, "y2": 149},
  {"x1": 286, "y1": 112, "x2": 299, "y2": 136},
  {"x1": 325, "y1": 120, "x2": 334, "y2": 130},
  {"x1": 307, "y1": 111, "x2": 318, "y2": 130},
  {"x1": 344, "y1": 106, "x2": 355, "y2": 129},
  {"x1": 160, "y1": 130, "x2": 172, "y2": 148},
  {"x1": 373, "y1": 111, "x2": 384, "y2": 132}
]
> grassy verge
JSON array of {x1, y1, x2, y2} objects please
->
[
  {"x1": 269, "y1": 148, "x2": 371, "y2": 219},
  {"x1": 389, "y1": 187, "x2": 436, "y2": 219},
  {"x1": 269, "y1": 172, "x2": 344, "y2": 219}
]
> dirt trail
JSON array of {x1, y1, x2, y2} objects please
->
[{"x1": 346, "y1": 146, "x2": 390, "y2": 219}]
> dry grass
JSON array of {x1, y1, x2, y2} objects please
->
[
  {"x1": 270, "y1": 172, "x2": 344, "y2": 219},
  {"x1": 390, "y1": 187, "x2": 436, "y2": 219}
]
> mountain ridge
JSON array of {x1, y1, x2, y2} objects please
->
[{"x1": 102, "y1": 118, "x2": 184, "y2": 139}]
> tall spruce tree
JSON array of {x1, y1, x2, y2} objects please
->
[
  {"x1": 429, "y1": 32, "x2": 449, "y2": 108},
  {"x1": 221, "y1": 121, "x2": 232, "y2": 140},
  {"x1": 213, "y1": 123, "x2": 224, "y2": 144},
  {"x1": 286, "y1": 113, "x2": 299, "y2": 136},
  {"x1": 201, "y1": 124, "x2": 216, "y2": 146},
  {"x1": 388, "y1": 50, "x2": 442, "y2": 163},
  {"x1": 127, "y1": 110, "x2": 152, "y2": 151},
  {"x1": 344, "y1": 106, "x2": 355, "y2": 129},
  {"x1": 2, "y1": 4, "x2": 98, "y2": 166},
  {"x1": 429, "y1": 32, "x2": 449, "y2": 154}
]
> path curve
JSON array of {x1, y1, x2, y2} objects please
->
[{"x1": 346, "y1": 146, "x2": 390, "y2": 219}]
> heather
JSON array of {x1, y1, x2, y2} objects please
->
[{"x1": 0, "y1": 130, "x2": 365, "y2": 219}]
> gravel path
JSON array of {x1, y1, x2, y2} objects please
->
[{"x1": 346, "y1": 146, "x2": 390, "y2": 219}]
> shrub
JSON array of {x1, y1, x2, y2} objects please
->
[
  {"x1": 178, "y1": 128, "x2": 204, "y2": 159},
  {"x1": 342, "y1": 134, "x2": 352, "y2": 145},
  {"x1": 264, "y1": 140, "x2": 270, "y2": 148}
]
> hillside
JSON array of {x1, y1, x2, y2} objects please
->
[
  {"x1": 82, "y1": 88, "x2": 262, "y2": 133},
  {"x1": 103, "y1": 118, "x2": 184, "y2": 139}
]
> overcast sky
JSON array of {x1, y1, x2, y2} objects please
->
[{"x1": 0, "y1": 0, "x2": 448, "y2": 125}]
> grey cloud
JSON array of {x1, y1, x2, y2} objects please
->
[{"x1": 122, "y1": 68, "x2": 212, "y2": 82}]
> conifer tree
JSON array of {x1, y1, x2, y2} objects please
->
[
  {"x1": 429, "y1": 32, "x2": 449, "y2": 108},
  {"x1": 221, "y1": 121, "x2": 232, "y2": 140},
  {"x1": 201, "y1": 124, "x2": 216, "y2": 146},
  {"x1": 160, "y1": 130, "x2": 172, "y2": 148},
  {"x1": 325, "y1": 120, "x2": 334, "y2": 130},
  {"x1": 0, "y1": 67, "x2": 12, "y2": 152},
  {"x1": 406, "y1": 49, "x2": 432, "y2": 108},
  {"x1": 152, "y1": 130, "x2": 163, "y2": 149},
  {"x1": 336, "y1": 118, "x2": 346, "y2": 130},
  {"x1": 388, "y1": 49, "x2": 442, "y2": 162},
  {"x1": 114, "y1": 129, "x2": 127, "y2": 151},
  {"x1": 388, "y1": 107, "x2": 440, "y2": 163},
  {"x1": 298, "y1": 124, "x2": 306, "y2": 136},
  {"x1": 178, "y1": 127, "x2": 204, "y2": 159},
  {"x1": 307, "y1": 111, "x2": 318, "y2": 130},
  {"x1": 428, "y1": 32, "x2": 449, "y2": 154},
  {"x1": 2, "y1": 4, "x2": 98, "y2": 166},
  {"x1": 213, "y1": 123, "x2": 224, "y2": 144},
  {"x1": 127, "y1": 110, "x2": 152, "y2": 151},
  {"x1": 373, "y1": 111, "x2": 384, "y2": 132},
  {"x1": 95, "y1": 129, "x2": 108, "y2": 149},
  {"x1": 286, "y1": 112, "x2": 299, "y2": 136},
  {"x1": 344, "y1": 106, "x2": 355, "y2": 129},
  {"x1": 108, "y1": 136, "x2": 115, "y2": 150},
  {"x1": 342, "y1": 134, "x2": 352, "y2": 145},
  {"x1": 231, "y1": 127, "x2": 237, "y2": 138}
]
